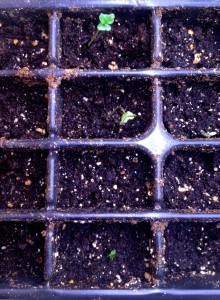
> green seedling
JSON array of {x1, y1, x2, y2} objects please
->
[
  {"x1": 120, "y1": 111, "x2": 137, "y2": 125},
  {"x1": 201, "y1": 131, "x2": 217, "y2": 138},
  {"x1": 97, "y1": 13, "x2": 115, "y2": 31},
  {"x1": 88, "y1": 13, "x2": 115, "y2": 47},
  {"x1": 108, "y1": 249, "x2": 117, "y2": 261}
]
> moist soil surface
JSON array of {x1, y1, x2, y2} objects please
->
[
  {"x1": 60, "y1": 9, "x2": 151, "y2": 69},
  {"x1": 0, "y1": 11, "x2": 48, "y2": 69},
  {"x1": 162, "y1": 8, "x2": 220, "y2": 68},
  {"x1": 164, "y1": 222, "x2": 220, "y2": 287},
  {"x1": 163, "y1": 79, "x2": 220, "y2": 139},
  {"x1": 61, "y1": 77, "x2": 152, "y2": 139},
  {"x1": 0, "y1": 79, "x2": 48, "y2": 139},
  {"x1": 164, "y1": 150, "x2": 220, "y2": 211},
  {"x1": 52, "y1": 222, "x2": 152, "y2": 289},
  {"x1": 0, "y1": 151, "x2": 47, "y2": 209},
  {"x1": 58, "y1": 150, "x2": 153, "y2": 211},
  {"x1": 0, "y1": 222, "x2": 44, "y2": 287}
]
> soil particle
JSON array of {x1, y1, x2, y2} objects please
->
[
  {"x1": 62, "y1": 68, "x2": 79, "y2": 79},
  {"x1": 15, "y1": 67, "x2": 33, "y2": 79},
  {"x1": 60, "y1": 9, "x2": 151, "y2": 69},
  {"x1": 58, "y1": 150, "x2": 153, "y2": 211},
  {"x1": 46, "y1": 74, "x2": 62, "y2": 88},
  {"x1": 151, "y1": 221, "x2": 168, "y2": 233},
  {"x1": 164, "y1": 150, "x2": 220, "y2": 211},
  {"x1": 52, "y1": 222, "x2": 152, "y2": 289}
]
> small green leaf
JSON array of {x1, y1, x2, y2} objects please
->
[
  {"x1": 99, "y1": 13, "x2": 109, "y2": 24},
  {"x1": 201, "y1": 131, "x2": 217, "y2": 138},
  {"x1": 120, "y1": 111, "x2": 137, "y2": 125},
  {"x1": 108, "y1": 249, "x2": 116, "y2": 261},
  {"x1": 97, "y1": 23, "x2": 111, "y2": 31},
  {"x1": 97, "y1": 13, "x2": 115, "y2": 31},
  {"x1": 105, "y1": 13, "x2": 115, "y2": 25},
  {"x1": 99, "y1": 13, "x2": 115, "y2": 25}
]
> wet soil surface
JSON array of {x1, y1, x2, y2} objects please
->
[
  {"x1": 0, "y1": 222, "x2": 45, "y2": 287},
  {"x1": 162, "y1": 8, "x2": 220, "y2": 68},
  {"x1": 164, "y1": 222, "x2": 220, "y2": 287},
  {"x1": 61, "y1": 77, "x2": 152, "y2": 139},
  {"x1": 58, "y1": 150, "x2": 153, "y2": 211},
  {"x1": 0, "y1": 11, "x2": 48, "y2": 69},
  {"x1": 163, "y1": 79, "x2": 220, "y2": 139},
  {"x1": 60, "y1": 9, "x2": 151, "y2": 69},
  {"x1": 52, "y1": 222, "x2": 152, "y2": 289},
  {"x1": 0, "y1": 79, "x2": 48, "y2": 139},
  {"x1": 164, "y1": 150, "x2": 220, "y2": 211},
  {"x1": 0, "y1": 151, "x2": 47, "y2": 209}
]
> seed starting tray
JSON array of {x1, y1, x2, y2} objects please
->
[{"x1": 0, "y1": 0, "x2": 220, "y2": 299}]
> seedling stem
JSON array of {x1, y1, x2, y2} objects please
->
[{"x1": 88, "y1": 30, "x2": 99, "y2": 47}]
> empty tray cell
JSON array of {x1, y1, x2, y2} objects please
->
[
  {"x1": 0, "y1": 78, "x2": 48, "y2": 139},
  {"x1": 163, "y1": 78, "x2": 220, "y2": 139},
  {"x1": 60, "y1": 9, "x2": 151, "y2": 69},
  {"x1": 0, "y1": 150, "x2": 47, "y2": 209},
  {"x1": 61, "y1": 77, "x2": 152, "y2": 139},
  {"x1": 162, "y1": 8, "x2": 220, "y2": 68},
  {"x1": 58, "y1": 150, "x2": 153, "y2": 211},
  {"x1": 0, "y1": 10, "x2": 48, "y2": 69},
  {"x1": 164, "y1": 222, "x2": 220, "y2": 288},
  {"x1": 52, "y1": 222, "x2": 152, "y2": 289},
  {"x1": 0, "y1": 222, "x2": 45, "y2": 287},
  {"x1": 164, "y1": 150, "x2": 220, "y2": 211}
]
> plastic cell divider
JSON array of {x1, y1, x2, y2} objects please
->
[{"x1": 0, "y1": 1, "x2": 219, "y2": 299}]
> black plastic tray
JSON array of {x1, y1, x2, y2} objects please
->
[{"x1": 0, "y1": 0, "x2": 220, "y2": 299}]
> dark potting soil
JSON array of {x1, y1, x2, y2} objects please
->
[
  {"x1": 163, "y1": 79, "x2": 220, "y2": 139},
  {"x1": 164, "y1": 150, "x2": 220, "y2": 211},
  {"x1": 162, "y1": 8, "x2": 220, "y2": 68},
  {"x1": 164, "y1": 222, "x2": 220, "y2": 286},
  {"x1": 0, "y1": 151, "x2": 47, "y2": 209},
  {"x1": 58, "y1": 150, "x2": 153, "y2": 211},
  {"x1": 60, "y1": 9, "x2": 151, "y2": 69},
  {"x1": 61, "y1": 77, "x2": 152, "y2": 139},
  {"x1": 52, "y1": 222, "x2": 152, "y2": 289},
  {"x1": 0, "y1": 79, "x2": 48, "y2": 139},
  {"x1": 0, "y1": 222, "x2": 45, "y2": 287},
  {"x1": 0, "y1": 11, "x2": 48, "y2": 69}
]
